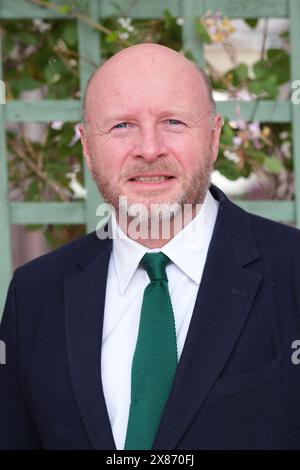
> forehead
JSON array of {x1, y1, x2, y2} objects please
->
[{"x1": 85, "y1": 57, "x2": 210, "y2": 121}]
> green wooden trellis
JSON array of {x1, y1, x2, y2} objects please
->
[{"x1": 1, "y1": 0, "x2": 300, "y2": 315}]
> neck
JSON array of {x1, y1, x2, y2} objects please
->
[{"x1": 116, "y1": 204, "x2": 202, "y2": 249}]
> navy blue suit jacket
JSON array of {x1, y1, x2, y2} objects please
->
[{"x1": 1, "y1": 185, "x2": 300, "y2": 449}]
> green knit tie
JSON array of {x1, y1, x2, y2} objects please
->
[{"x1": 124, "y1": 252, "x2": 178, "y2": 450}]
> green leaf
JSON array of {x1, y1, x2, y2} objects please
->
[
  {"x1": 220, "y1": 121, "x2": 235, "y2": 145},
  {"x1": 25, "y1": 180, "x2": 41, "y2": 202},
  {"x1": 62, "y1": 23, "x2": 77, "y2": 47},
  {"x1": 244, "y1": 18, "x2": 258, "y2": 29},
  {"x1": 214, "y1": 159, "x2": 241, "y2": 180},
  {"x1": 236, "y1": 63, "x2": 248, "y2": 82},
  {"x1": 3, "y1": 34, "x2": 14, "y2": 55},
  {"x1": 13, "y1": 77, "x2": 43, "y2": 93},
  {"x1": 253, "y1": 60, "x2": 269, "y2": 79},
  {"x1": 105, "y1": 31, "x2": 119, "y2": 43},
  {"x1": 248, "y1": 79, "x2": 264, "y2": 95},
  {"x1": 239, "y1": 163, "x2": 252, "y2": 178},
  {"x1": 195, "y1": 20, "x2": 212, "y2": 44},
  {"x1": 251, "y1": 50, "x2": 290, "y2": 86},
  {"x1": 262, "y1": 75, "x2": 278, "y2": 98},
  {"x1": 44, "y1": 61, "x2": 66, "y2": 82},
  {"x1": 267, "y1": 48, "x2": 282, "y2": 61},
  {"x1": 183, "y1": 49, "x2": 195, "y2": 62},
  {"x1": 267, "y1": 50, "x2": 290, "y2": 85},
  {"x1": 18, "y1": 31, "x2": 38, "y2": 46},
  {"x1": 211, "y1": 77, "x2": 227, "y2": 91},
  {"x1": 58, "y1": 5, "x2": 71, "y2": 14},
  {"x1": 163, "y1": 9, "x2": 175, "y2": 30},
  {"x1": 229, "y1": 65, "x2": 249, "y2": 88},
  {"x1": 246, "y1": 149, "x2": 265, "y2": 164},
  {"x1": 263, "y1": 156, "x2": 283, "y2": 174}
]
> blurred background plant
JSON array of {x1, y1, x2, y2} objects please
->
[{"x1": 2, "y1": 0, "x2": 293, "y2": 248}]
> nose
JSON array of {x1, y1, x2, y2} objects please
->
[{"x1": 133, "y1": 125, "x2": 167, "y2": 162}]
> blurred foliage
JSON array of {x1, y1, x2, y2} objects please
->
[
  {"x1": 196, "y1": 10, "x2": 293, "y2": 199},
  {"x1": 2, "y1": 1, "x2": 294, "y2": 246}
]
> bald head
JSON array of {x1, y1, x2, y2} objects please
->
[{"x1": 82, "y1": 43, "x2": 215, "y2": 123}]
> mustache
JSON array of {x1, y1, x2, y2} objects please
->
[{"x1": 120, "y1": 163, "x2": 180, "y2": 179}]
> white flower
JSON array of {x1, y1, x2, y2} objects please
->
[
  {"x1": 52, "y1": 73, "x2": 61, "y2": 83},
  {"x1": 279, "y1": 131, "x2": 289, "y2": 140},
  {"x1": 118, "y1": 32, "x2": 129, "y2": 40},
  {"x1": 281, "y1": 141, "x2": 291, "y2": 157},
  {"x1": 248, "y1": 122, "x2": 261, "y2": 138},
  {"x1": 235, "y1": 89, "x2": 252, "y2": 101},
  {"x1": 224, "y1": 149, "x2": 239, "y2": 163},
  {"x1": 51, "y1": 121, "x2": 63, "y2": 130},
  {"x1": 57, "y1": 38, "x2": 67, "y2": 50},
  {"x1": 176, "y1": 17, "x2": 184, "y2": 26},
  {"x1": 66, "y1": 173, "x2": 87, "y2": 200},
  {"x1": 33, "y1": 19, "x2": 51, "y2": 32},
  {"x1": 117, "y1": 17, "x2": 135, "y2": 34},
  {"x1": 236, "y1": 118, "x2": 247, "y2": 130},
  {"x1": 117, "y1": 17, "x2": 132, "y2": 29},
  {"x1": 68, "y1": 123, "x2": 81, "y2": 146},
  {"x1": 233, "y1": 136, "x2": 242, "y2": 146}
]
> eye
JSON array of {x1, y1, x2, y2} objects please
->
[
  {"x1": 113, "y1": 122, "x2": 129, "y2": 129},
  {"x1": 167, "y1": 119, "x2": 184, "y2": 126}
]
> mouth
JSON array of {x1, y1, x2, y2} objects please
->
[{"x1": 127, "y1": 174, "x2": 177, "y2": 188}]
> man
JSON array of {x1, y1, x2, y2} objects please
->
[{"x1": 0, "y1": 43, "x2": 300, "y2": 450}]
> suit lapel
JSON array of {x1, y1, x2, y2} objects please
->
[
  {"x1": 153, "y1": 185, "x2": 262, "y2": 450},
  {"x1": 64, "y1": 232, "x2": 116, "y2": 450}
]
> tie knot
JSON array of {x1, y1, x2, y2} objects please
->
[{"x1": 140, "y1": 252, "x2": 170, "y2": 282}]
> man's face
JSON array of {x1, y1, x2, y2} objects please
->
[{"x1": 80, "y1": 47, "x2": 222, "y2": 219}]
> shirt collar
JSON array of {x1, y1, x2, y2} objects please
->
[{"x1": 111, "y1": 189, "x2": 219, "y2": 294}]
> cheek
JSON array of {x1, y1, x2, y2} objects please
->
[
  {"x1": 168, "y1": 136, "x2": 204, "y2": 173},
  {"x1": 89, "y1": 138, "x2": 125, "y2": 175}
]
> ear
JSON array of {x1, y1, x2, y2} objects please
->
[
  {"x1": 211, "y1": 114, "x2": 223, "y2": 163},
  {"x1": 79, "y1": 123, "x2": 92, "y2": 172}
]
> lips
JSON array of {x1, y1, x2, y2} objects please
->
[
  {"x1": 126, "y1": 175, "x2": 177, "y2": 190},
  {"x1": 128, "y1": 174, "x2": 176, "y2": 181}
]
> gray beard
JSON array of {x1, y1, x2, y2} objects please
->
[{"x1": 90, "y1": 153, "x2": 214, "y2": 225}]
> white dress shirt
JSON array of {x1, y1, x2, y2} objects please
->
[{"x1": 101, "y1": 189, "x2": 219, "y2": 449}]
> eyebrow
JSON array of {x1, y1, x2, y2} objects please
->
[{"x1": 101, "y1": 110, "x2": 194, "y2": 126}]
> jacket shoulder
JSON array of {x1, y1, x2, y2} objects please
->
[
  {"x1": 248, "y1": 211, "x2": 300, "y2": 244},
  {"x1": 14, "y1": 231, "x2": 105, "y2": 282}
]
